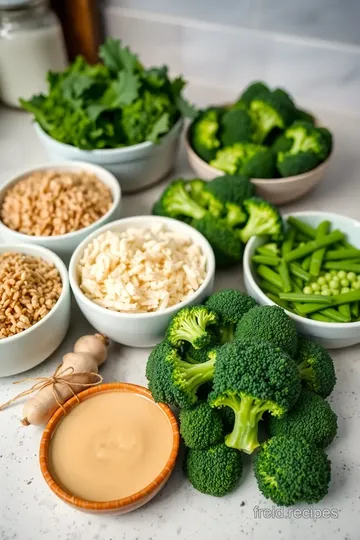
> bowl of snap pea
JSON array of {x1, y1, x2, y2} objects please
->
[{"x1": 243, "y1": 211, "x2": 360, "y2": 349}]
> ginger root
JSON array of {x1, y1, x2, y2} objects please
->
[{"x1": 21, "y1": 333, "x2": 108, "y2": 426}]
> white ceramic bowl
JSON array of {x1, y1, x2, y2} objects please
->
[
  {"x1": 69, "y1": 216, "x2": 215, "y2": 347},
  {"x1": 0, "y1": 244, "x2": 71, "y2": 377},
  {"x1": 243, "y1": 211, "x2": 360, "y2": 349},
  {"x1": 185, "y1": 123, "x2": 332, "y2": 205},
  {"x1": 0, "y1": 162, "x2": 122, "y2": 263},
  {"x1": 34, "y1": 119, "x2": 183, "y2": 193}
]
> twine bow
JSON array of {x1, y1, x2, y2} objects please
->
[{"x1": 0, "y1": 364, "x2": 103, "y2": 421}]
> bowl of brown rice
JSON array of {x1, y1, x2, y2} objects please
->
[
  {"x1": 68, "y1": 216, "x2": 215, "y2": 347},
  {"x1": 0, "y1": 162, "x2": 122, "y2": 262},
  {"x1": 0, "y1": 244, "x2": 71, "y2": 377}
]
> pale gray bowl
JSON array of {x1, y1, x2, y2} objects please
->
[
  {"x1": 34, "y1": 119, "x2": 183, "y2": 193},
  {"x1": 243, "y1": 211, "x2": 360, "y2": 349}
]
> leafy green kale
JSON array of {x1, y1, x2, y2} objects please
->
[{"x1": 21, "y1": 38, "x2": 193, "y2": 150}]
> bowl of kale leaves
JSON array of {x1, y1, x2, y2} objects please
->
[
  {"x1": 185, "y1": 81, "x2": 333, "y2": 205},
  {"x1": 21, "y1": 39, "x2": 195, "y2": 193}
]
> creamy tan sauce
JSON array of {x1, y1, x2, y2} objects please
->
[{"x1": 49, "y1": 391, "x2": 174, "y2": 502}]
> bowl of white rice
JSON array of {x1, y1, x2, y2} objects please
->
[{"x1": 68, "y1": 216, "x2": 215, "y2": 347}]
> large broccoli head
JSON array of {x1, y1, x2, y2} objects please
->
[
  {"x1": 276, "y1": 121, "x2": 328, "y2": 177},
  {"x1": 166, "y1": 306, "x2": 218, "y2": 350},
  {"x1": 235, "y1": 305, "x2": 298, "y2": 357},
  {"x1": 146, "y1": 340, "x2": 216, "y2": 409},
  {"x1": 192, "y1": 214, "x2": 244, "y2": 268},
  {"x1": 254, "y1": 436, "x2": 331, "y2": 506},
  {"x1": 191, "y1": 108, "x2": 222, "y2": 162},
  {"x1": 205, "y1": 289, "x2": 257, "y2": 343},
  {"x1": 267, "y1": 388, "x2": 338, "y2": 448},
  {"x1": 295, "y1": 336, "x2": 336, "y2": 398},
  {"x1": 184, "y1": 443, "x2": 243, "y2": 497},
  {"x1": 209, "y1": 340, "x2": 301, "y2": 453},
  {"x1": 238, "y1": 197, "x2": 284, "y2": 244},
  {"x1": 203, "y1": 174, "x2": 255, "y2": 207},
  {"x1": 179, "y1": 402, "x2": 224, "y2": 449},
  {"x1": 210, "y1": 143, "x2": 276, "y2": 179}
]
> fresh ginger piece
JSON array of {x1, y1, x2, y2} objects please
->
[{"x1": 20, "y1": 334, "x2": 108, "y2": 426}]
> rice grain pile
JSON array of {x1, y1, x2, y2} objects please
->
[
  {"x1": 77, "y1": 225, "x2": 207, "y2": 313},
  {"x1": 1, "y1": 170, "x2": 113, "y2": 236},
  {"x1": 0, "y1": 252, "x2": 62, "y2": 339}
]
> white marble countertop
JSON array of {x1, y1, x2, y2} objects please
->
[{"x1": 0, "y1": 105, "x2": 359, "y2": 540}]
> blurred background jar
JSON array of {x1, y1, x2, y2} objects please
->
[{"x1": 0, "y1": 0, "x2": 68, "y2": 108}]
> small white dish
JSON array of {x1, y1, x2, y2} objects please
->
[
  {"x1": 243, "y1": 211, "x2": 360, "y2": 349},
  {"x1": 0, "y1": 244, "x2": 71, "y2": 377},
  {"x1": 0, "y1": 161, "x2": 122, "y2": 263},
  {"x1": 34, "y1": 119, "x2": 183, "y2": 194},
  {"x1": 69, "y1": 216, "x2": 215, "y2": 347}
]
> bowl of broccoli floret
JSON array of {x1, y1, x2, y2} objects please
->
[{"x1": 186, "y1": 81, "x2": 333, "y2": 205}]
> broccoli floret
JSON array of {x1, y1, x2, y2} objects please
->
[
  {"x1": 219, "y1": 406, "x2": 235, "y2": 434},
  {"x1": 238, "y1": 197, "x2": 283, "y2": 244},
  {"x1": 254, "y1": 436, "x2": 331, "y2": 506},
  {"x1": 179, "y1": 402, "x2": 224, "y2": 449},
  {"x1": 159, "y1": 179, "x2": 207, "y2": 220},
  {"x1": 146, "y1": 340, "x2": 216, "y2": 408},
  {"x1": 224, "y1": 203, "x2": 247, "y2": 227},
  {"x1": 209, "y1": 144, "x2": 244, "y2": 175},
  {"x1": 277, "y1": 121, "x2": 327, "y2": 177},
  {"x1": 185, "y1": 178, "x2": 208, "y2": 205},
  {"x1": 272, "y1": 88, "x2": 297, "y2": 113},
  {"x1": 220, "y1": 108, "x2": 254, "y2": 146},
  {"x1": 318, "y1": 127, "x2": 333, "y2": 159},
  {"x1": 192, "y1": 214, "x2": 244, "y2": 268},
  {"x1": 268, "y1": 388, "x2": 338, "y2": 448},
  {"x1": 191, "y1": 108, "x2": 222, "y2": 162},
  {"x1": 166, "y1": 306, "x2": 218, "y2": 350},
  {"x1": 235, "y1": 305, "x2": 298, "y2": 357},
  {"x1": 152, "y1": 198, "x2": 167, "y2": 217},
  {"x1": 185, "y1": 344, "x2": 220, "y2": 364},
  {"x1": 184, "y1": 443, "x2": 243, "y2": 497},
  {"x1": 210, "y1": 143, "x2": 276, "y2": 178},
  {"x1": 250, "y1": 92, "x2": 295, "y2": 144},
  {"x1": 203, "y1": 174, "x2": 255, "y2": 207},
  {"x1": 295, "y1": 336, "x2": 336, "y2": 398},
  {"x1": 205, "y1": 289, "x2": 257, "y2": 343},
  {"x1": 238, "y1": 143, "x2": 276, "y2": 178},
  {"x1": 209, "y1": 340, "x2": 301, "y2": 454},
  {"x1": 237, "y1": 81, "x2": 270, "y2": 107},
  {"x1": 271, "y1": 133, "x2": 293, "y2": 154},
  {"x1": 296, "y1": 108, "x2": 316, "y2": 125}
]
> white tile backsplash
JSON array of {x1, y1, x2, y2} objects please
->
[
  {"x1": 105, "y1": 6, "x2": 360, "y2": 114},
  {"x1": 258, "y1": 0, "x2": 360, "y2": 46},
  {"x1": 107, "y1": 0, "x2": 257, "y2": 29}
]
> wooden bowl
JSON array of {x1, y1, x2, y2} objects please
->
[
  {"x1": 39, "y1": 382, "x2": 180, "y2": 514},
  {"x1": 185, "y1": 123, "x2": 332, "y2": 206}
]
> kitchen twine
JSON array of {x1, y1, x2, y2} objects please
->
[{"x1": 0, "y1": 364, "x2": 103, "y2": 424}]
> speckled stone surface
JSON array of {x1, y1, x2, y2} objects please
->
[{"x1": 0, "y1": 104, "x2": 359, "y2": 540}]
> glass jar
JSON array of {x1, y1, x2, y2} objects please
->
[{"x1": 0, "y1": 0, "x2": 67, "y2": 107}]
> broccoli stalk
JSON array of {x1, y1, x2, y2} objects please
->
[
  {"x1": 209, "y1": 340, "x2": 301, "y2": 454},
  {"x1": 212, "y1": 393, "x2": 282, "y2": 454},
  {"x1": 166, "y1": 306, "x2": 218, "y2": 349}
]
